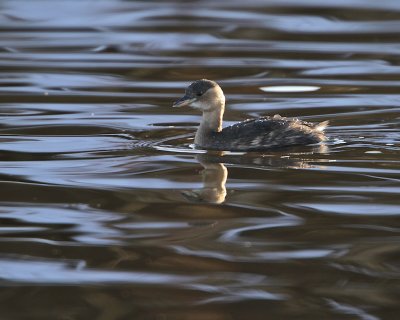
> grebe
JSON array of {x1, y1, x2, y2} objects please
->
[{"x1": 173, "y1": 79, "x2": 328, "y2": 151}]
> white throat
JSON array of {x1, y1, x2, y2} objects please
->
[{"x1": 193, "y1": 86, "x2": 226, "y2": 146}]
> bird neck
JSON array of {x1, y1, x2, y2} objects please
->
[
  {"x1": 201, "y1": 107, "x2": 224, "y2": 131},
  {"x1": 195, "y1": 105, "x2": 224, "y2": 146}
]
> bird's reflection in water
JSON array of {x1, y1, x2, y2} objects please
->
[
  {"x1": 182, "y1": 152, "x2": 228, "y2": 204},
  {"x1": 182, "y1": 144, "x2": 328, "y2": 204}
]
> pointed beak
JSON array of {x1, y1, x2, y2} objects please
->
[{"x1": 172, "y1": 95, "x2": 196, "y2": 108}]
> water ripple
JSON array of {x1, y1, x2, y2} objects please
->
[{"x1": 0, "y1": 0, "x2": 399, "y2": 318}]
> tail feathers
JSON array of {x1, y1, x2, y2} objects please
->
[{"x1": 314, "y1": 120, "x2": 329, "y2": 132}]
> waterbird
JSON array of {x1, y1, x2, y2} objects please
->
[{"x1": 173, "y1": 79, "x2": 328, "y2": 151}]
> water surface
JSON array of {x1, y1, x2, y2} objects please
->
[{"x1": 0, "y1": 1, "x2": 399, "y2": 319}]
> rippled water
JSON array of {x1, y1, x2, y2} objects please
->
[{"x1": 0, "y1": 0, "x2": 399, "y2": 319}]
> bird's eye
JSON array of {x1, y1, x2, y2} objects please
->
[{"x1": 196, "y1": 92, "x2": 203, "y2": 97}]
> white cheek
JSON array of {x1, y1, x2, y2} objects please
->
[{"x1": 190, "y1": 100, "x2": 206, "y2": 110}]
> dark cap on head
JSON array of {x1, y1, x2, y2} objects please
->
[
  {"x1": 187, "y1": 79, "x2": 218, "y2": 96},
  {"x1": 173, "y1": 79, "x2": 219, "y2": 108}
]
